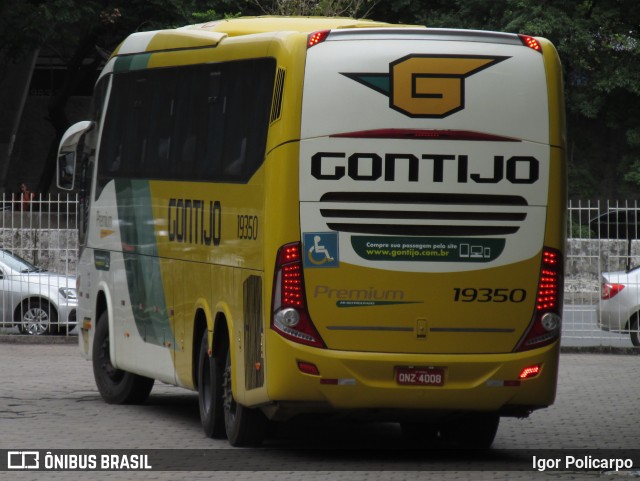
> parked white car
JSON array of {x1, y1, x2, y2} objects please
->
[
  {"x1": 0, "y1": 249, "x2": 77, "y2": 335},
  {"x1": 598, "y1": 269, "x2": 640, "y2": 346}
]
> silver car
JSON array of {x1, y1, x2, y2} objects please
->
[
  {"x1": 598, "y1": 268, "x2": 640, "y2": 346},
  {"x1": 0, "y1": 249, "x2": 77, "y2": 335}
]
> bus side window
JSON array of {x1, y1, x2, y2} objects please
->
[
  {"x1": 171, "y1": 69, "x2": 201, "y2": 178},
  {"x1": 130, "y1": 76, "x2": 150, "y2": 177},
  {"x1": 203, "y1": 71, "x2": 223, "y2": 180},
  {"x1": 216, "y1": 59, "x2": 273, "y2": 182},
  {"x1": 225, "y1": 137, "x2": 246, "y2": 176},
  {"x1": 97, "y1": 58, "x2": 275, "y2": 186},
  {"x1": 147, "y1": 72, "x2": 175, "y2": 178}
]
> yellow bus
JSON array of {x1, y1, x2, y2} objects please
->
[{"x1": 57, "y1": 16, "x2": 566, "y2": 448}]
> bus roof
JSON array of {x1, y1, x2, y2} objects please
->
[
  {"x1": 111, "y1": 16, "x2": 424, "y2": 58},
  {"x1": 184, "y1": 16, "x2": 409, "y2": 36}
]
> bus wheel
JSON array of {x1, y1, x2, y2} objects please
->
[
  {"x1": 198, "y1": 328, "x2": 226, "y2": 438},
  {"x1": 92, "y1": 311, "x2": 154, "y2": 404},
  {"x1": 440, "y1": 413, "x2": 499, "y2": 449},
  {"x1": 222, "y1": 348, "x2": 267, "y2": 447}
]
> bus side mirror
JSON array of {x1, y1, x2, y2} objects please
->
[
  {"x1": 58, "y1": 151, "x2": 77, "y2": 190},
  {"x1": 57, "y1": 121, "x2": 94, "y2": 190}
]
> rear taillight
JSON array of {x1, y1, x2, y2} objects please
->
[
  {"x1": 601, "y1": 282, "x2": 625, "y2": 300},
  {"x1": 331, "y1": 129, "x2": 519, "y2": 142},
  {"x1": 518, "y1": 34, "x2": 542, "y2": 52},
  {"x1": 271, "y1": 242, "x2": 325, "y2": 348},
  {"x1": 307, "y1": 30, "x2": 330, "y2": 48},
  {"x1": 519, "y1": 364, "x2": 542, "y2": 379},
  {"x1": 515, "y1": 247, "x2": 563, "y2": 352}
]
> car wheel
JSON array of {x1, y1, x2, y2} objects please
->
[
  {"x1": 92, "y1": 311, "x2": 154, "y2": 404},
  {"x1": 630, "y1": 318, "x2": 640, "y2": 347},
  {"x1": 223, "y1": 347, "x2": 267, "y2": 446},
  {"x1": 17, "y1": 299, "x2": 55, "y2": 336},
  {"x1": 198, "y1": 327, "x2": 226, "y2": 438}
]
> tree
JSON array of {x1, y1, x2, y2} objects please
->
[
  {"x1": 3, "y1": 0, "x2": 639, "y2": 199},
  {"x1": 251, "y1": 0, "x2": 378, "y2": 17},
  {"x1": 0, "y1": 0, "x2": 221, "y2": 194},
  {"x1": 369, "y1": 0, "x2": 640, "y2": 199}
]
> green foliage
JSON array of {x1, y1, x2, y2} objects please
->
[
  {"x1": 624, "y1": 160, "x2": 640, "y2": 187},
  {"x1": 568, "y1": 163, "x2": 598, "y2": 200},
  {"x1": 0, "y1": 0, "x2": 227, "y2": 193},
  {"x1": 249, "y1": 0, "x2": 378, "y2": 17},
  {"x1": 0, "y1": 1, "x2": 217, "y2": 62},
  {"x1": 2, "y1": 0, "x2": 640, "y2": 199},
  {"x1": 569, "y1": 221, "x2": 595, "y2": 239},
  {"x1": 370, "y1": 0, "x2": 640, "y2": 200},
  {"x1": 191, "y1": 9, "x2": 220, "y2": 22}
]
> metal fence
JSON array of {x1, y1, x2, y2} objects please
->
[
  {"x1": 565, "y1": 200, "x2": 640, "y2": 348},
  {"x1": 1, "y1": 195, "x2": 639, "y2": 346},
  {"x1": 0, "y1": 194, "x2": 78, "y2": 335}
]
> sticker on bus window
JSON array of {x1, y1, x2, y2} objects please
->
[{"x1": 303, "y1": 232, "x2": 339, "y2": 268}]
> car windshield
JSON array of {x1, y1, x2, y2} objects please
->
[{"x1": 0, "y1": 250, "x2": 44, "y2": 273}]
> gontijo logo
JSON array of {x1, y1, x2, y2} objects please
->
[{"x1": 342, "y1": 54, "x2": 509, "y2": 118}]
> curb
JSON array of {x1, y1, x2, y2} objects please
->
[
  {"x1": 560, "y1": 345, "x2": 640, "y2": 355},
  {"x1": 0, "y1": 334, "x2": 78, "y2": 344}
]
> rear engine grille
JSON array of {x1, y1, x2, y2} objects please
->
[{"x1": 318, "y1": 192, "x2": 528, "y2": 236}]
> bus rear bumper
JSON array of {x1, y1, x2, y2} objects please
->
[{"x1": 263, "y1": 338, "x2": 559, "y2": 420}]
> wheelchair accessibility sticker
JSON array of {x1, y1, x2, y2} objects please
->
[{"x1": 303, "y1": 232, "x2": 339, "y2": 268}]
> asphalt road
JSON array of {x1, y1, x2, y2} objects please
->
[{"x1": 0, "y1": 340, "x2": 638, "y2": 481}]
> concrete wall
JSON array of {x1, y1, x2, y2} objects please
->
[
  {"x1": 0, "y1": 228, "x2": 77, "y2": 275},
  {"x1": 568, "y1": 239, "x2": 640, "y2": 274},
  {"x1": 566, "y1": 238, "x2": 640, "y2": 295}
]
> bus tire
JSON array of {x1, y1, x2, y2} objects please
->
[
  {"x1": 223, "y1": 347, "x2": 267, "y2": 447},
  {"x1": 92, "y1": 311, "x2": 154, "y2": 404},
  {"x1": 198, "y1": 327, "x2": 226, "y2": 438},
  {"x1": 440, "y1": 413, "x2": 499, "y2": 449}
]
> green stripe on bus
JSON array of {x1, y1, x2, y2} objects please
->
[
  {"x1": 115, "y1": 178, "x2": 174, "y2": 349},
  {"x1": 114, "y1": 53, "x2": 152, "y2": 73}
]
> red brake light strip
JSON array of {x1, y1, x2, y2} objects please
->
[{"x1": 331, "y1": 129, "x2": 520, "y2": 142}]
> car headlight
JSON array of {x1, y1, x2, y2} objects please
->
[{"x1": 59, "y1": 287, "x2": 78, "y2": 300}]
